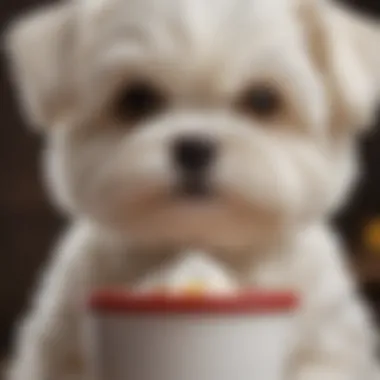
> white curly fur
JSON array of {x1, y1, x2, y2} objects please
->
[{"x1": 4, "y1": 0, "x2": 380, "y2": 379}]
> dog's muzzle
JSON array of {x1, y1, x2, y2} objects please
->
[{"x1": 172, "y1": 136, "x2": 217, "y2": 197}]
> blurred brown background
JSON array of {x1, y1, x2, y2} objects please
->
[{"x1": 0, "y1": 0, "x2": 380, "y2": 358}]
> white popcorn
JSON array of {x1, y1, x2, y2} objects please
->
[{"x1": 135, "y1": 251, "x2": 239, "y2": 294}]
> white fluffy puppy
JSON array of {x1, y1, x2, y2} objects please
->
[{"x1": 5, "y1": 0, "x2": 380, "y2": 379}]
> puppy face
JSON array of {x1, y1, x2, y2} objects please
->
[{"x1": 6, "y1": 0, "x2": 380, "y2": 249}]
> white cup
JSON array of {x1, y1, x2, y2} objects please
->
[{"x1": 86, "y1": 290, "x2": 298, "y2": 380}]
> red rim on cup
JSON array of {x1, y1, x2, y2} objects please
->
[{"x1": 89, "y1": 290, "x2": 299, "y2": 315}]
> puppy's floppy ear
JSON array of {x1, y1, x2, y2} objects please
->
[
  {"x1": 302, "y1": 0, "x2": 380, "y2": 134},
  {"x1": 5, "y1": 2, "x2": 77, "y2": 131}
]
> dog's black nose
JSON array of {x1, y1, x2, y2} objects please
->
[{"x1": 173, "y1": 137, "x2": 216, "y2": 173}]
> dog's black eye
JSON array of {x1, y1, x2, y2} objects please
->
[
  {"x1": 115, "y1": 81, "x2": 165, "y2": 122},
  {"x1": 237, "y1": 84, "x2": 282, "y2": 118}
]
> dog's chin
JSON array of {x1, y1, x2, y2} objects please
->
[{"x1": 99, "y1": 190, "x2": 291, "y2": 250}]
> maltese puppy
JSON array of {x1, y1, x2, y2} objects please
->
[{"x1": 5, "y1": 0, "x2": 380, "y2": 379}]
